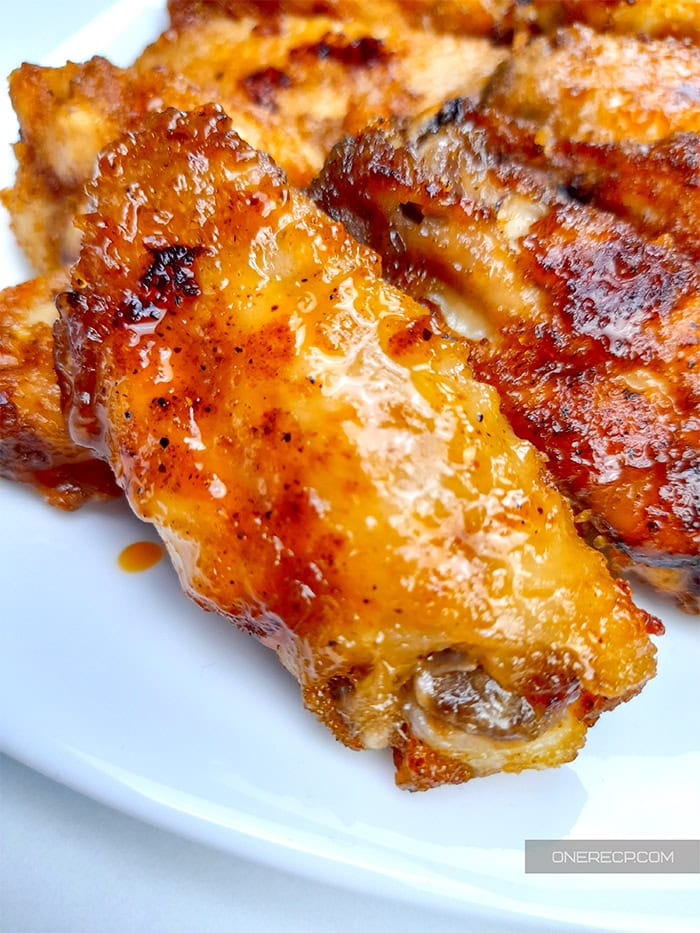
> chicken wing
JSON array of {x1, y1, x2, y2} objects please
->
[
  {"x1": 172, "y1": 0, "x2": 516, "y2": 39},
  {"x1": 5, "y1": 0, "x2": 507, "y2": 273},
  {"x1": 452, "y1": 103, "x2": 700, "y2": 261},
  {"x1": 169, "y1": 0, "x2": 700, "y2": 43},
  {"x1": 1, "y1": 0, "x2": 507, "y2": 504},
  {"x1": 0, "y1": 273, "x2": 118, "y2": 507},
  {"x1": 311, "y1": 112, "x2": 700, "y2": 610},
  {"x1": 375, "y1": 0, "x2": 516, "y2": 38},
  {"x1": 483, "y1": 25, "x2": 700, "y2": 145},
  {"x1": 474, "y1": 26, "x2": 700, "y2": 260},
  {"x1": 53, "y1": 107, "x2": 657, "y2": 788},
  {"x1": 513, "y1": 0, "x2": 700, "y2": 42}
]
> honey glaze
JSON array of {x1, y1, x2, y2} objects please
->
[
  {"x1": 118, "y1": 540, "x2": 163, "y2": 573},
  {"x1": 57, "y1": 108, "x2": 659, "y2": 788}
]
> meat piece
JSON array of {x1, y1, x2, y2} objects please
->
[
  {"x1": 448, "y1": 104, "x2": 700, "y2": 261},
  {"x1": 1, "y1": 0, "x2": 507, "y2": 505},
  {"x1": 0, "y1": 273, "x2": 118, "y2": 508},
  {"x1": 171, "y1": 0, "x2": 516, "y2": 39},
  {"x1": 3, "y1": 57, "x2": 315, "y2": 274},
  {"x1": 470, "y1": 25, "x2": 700, "y2": 261},
  {"x1": 5, "y1": 0, "x2": 507, "y2": 273},
  {"x1": 382, "y1": 0, "x2": 516, "y2": 39},
  {"x1": 513, "y1": 0, "x2": 700, "y2": 42},
  {"x1": 170, "y1": 0, "x2": 700, "y2": 43},
  {"x1": 483, "y1": 25, "x2": 700, "y2": 145},
  {"x1": 54, "y1": 106, "x2": 657, "y2": 787},
  {"x1": 311, "y1": 114, "x2": 700, "y2": 610}
]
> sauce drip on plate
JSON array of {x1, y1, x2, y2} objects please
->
[{"x1": 118, "y1": 541, "x2": 163, "y2": 573}]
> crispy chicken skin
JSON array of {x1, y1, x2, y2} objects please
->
[
  {"x1": 170, "y1": 0, "x2": 516, "y2": 38},
  {"x1": 54, "y1": 108, "x2": 657, "y2": 788},
  {"x1": 4, "y1": 57, "x2": 301, "y2": 273},
  {"x1": 0, "y1": 0, "x2": 505, "y2": 503},
  {"x1": 483, "y1": 25, "x2": 700, "y2": 146},
  {"x1": 311, "y1": 115, "x2": 700, "y2": 610},
  {"x1": 454, "y1": 103, "x2": 700, "y2": 262},
  {"x1": 4, "y1": 0, "x2": 506, "y2": 273},
  {"x1": 476, "y1": 27, "x2": 700, "y2": 262},
  {"x1": 0, "y1": 273, "x2": 118, "y2": 507}
]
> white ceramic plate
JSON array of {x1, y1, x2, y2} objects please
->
[{"x1": 1, "y1": 3, "x2": 698, "y2": 930}]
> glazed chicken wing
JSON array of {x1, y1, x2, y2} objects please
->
[
  {"x1": 172, "y1": 0, "x2": 516, "y2": 38},
  {"x1": 483, "y1": 25, "x2": 700, "y2": 145},
  {"x1": 1, "y1": 0, "x2": 507, "y2": 503},
  {"x1": 311, "y1": 111, "x2": 700, "y2": 610},
  {"x1": 0, "y1": 273, "x2": 118, "y2": 507},
  {"x1": 455, "y1": 104, "x2": 700, "y2": 261},
  {"x1": 5, "y1": 0, "x2": 507, "y2": 274},
  {"x1": 513, "y1": 0, "x2": 700, "y2": 42},
  {"x1": 475, "y1": 25, "x2": 700, "y2": 260},
  {"x1": 170, "y1": 0, "x2": 700, "y2": 42},
  {"x1": 53, "y1": 107, "x2": 657, "y2": 788}
]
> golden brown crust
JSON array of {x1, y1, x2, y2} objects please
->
[
  {"x1": 6, "y1": 54, "x2": 312, "y2": 273},
  {"x1": 438, "y1": 102, "x2": 700, "y2": 262},
  {"x1": 393, "y1": 738, "x2": 475, "y2": 791},
  {"x1": 483, "y1": 25, "x2": 700, "y2": 145},
  {"x1": 311, "y1": 119, "x2": 700, "y2": 609},
  {"x1": 0, "y1": 273, "x2": 118, "y2": 508},
  {"x1": 1, "y1": 0, "x2": 507, "y2": 514},
  {"x1": 6, "y1": 3, "x2": 507, "y2": 274},
  {"x1": 1, "y1": 145, "x2": 83, "y2": 274},
  {"x1": 53, "y1": 107, "x2": 657, "y2": 786}
]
